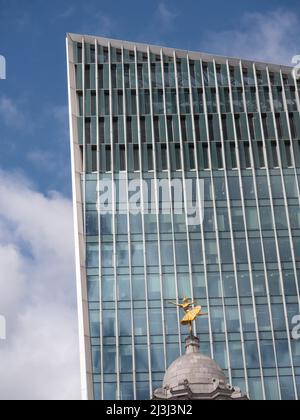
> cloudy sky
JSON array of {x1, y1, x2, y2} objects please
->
[{"x1": 0, "y1": 0, "x2": 299, "y2": 400}]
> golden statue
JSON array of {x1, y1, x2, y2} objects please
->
[{"x1": 169, "y1": 297, "x2": 206, "y2": 335}]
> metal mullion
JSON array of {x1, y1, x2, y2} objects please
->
[
  {"x1": 214, "y1": 58, "x2": 252, "y2": 388},
  {"x1": 173, "y1": 52, "x2": 199, "y2": 351},
  {"x1": 271, "y1": 69, "x2": 300, "y2": 308},
  {"x1": 82, "y1": 38, "x2": 87, "y2": 234},
  {"x1": 267, "y1": 67, "x2": 299, "y2": 400},
  {"x1": 187, "y1": 54, "x2": 213, "y2": 350},
  {"x1": 147, "y1": 47, "x2": 167, "y2": 372},
  {"x1": 201, "y1": 60, "x2": 232, "y2": 362},
  {"x1": 134, "y1": 45, "x2": 153, "y2": 397},
  {"x1": 235, "y1": 61, "x2": 268, "y2": 399},
  {"x1": 108, "y1": 42, "x2": 121, "y2": 401},
  {"x1": 160, "y1": 49, "x2": 183, "y2": 354},
  {"x1": 242, "y1": 63, "x2": 282, "y2": 400},
  {"x1": 222, "y1": 60, "x2": 250, "y2": 395},
  {"x1": 95, "y1": 39, "x2": 105, "y2": 401},
  {"x1": 254, "y1": 63, "x2": 297, "y2": 400},
  {"x1": 204, "y1": 60, "x2": 234, "y2": 383},
  {"x1": 238, "y1": 61, "x2": 266, "y2": 398},
  {"x1": 121, "y1": 45, "x2": 137, "y2": 400},
  {"x1": 288, "y1": 73, "x2": 300, "y2": 225}
]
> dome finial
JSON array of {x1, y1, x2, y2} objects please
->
[{"x1": 168, "y1": 298, "x2": 207, "y2": 336}]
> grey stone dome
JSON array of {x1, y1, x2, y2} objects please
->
[
  {"x1": 153, "y1": 336, "x2": 248, "y2": 400},
  {"x1": 164, "y1": 349, "x2": 227, "y2": 393}
]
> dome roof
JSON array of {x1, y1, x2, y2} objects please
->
[
  {"x1": 164, "y1": 350, "x2": 227, "y2": 393},
  {"x1": 153, "y1": 336, "x2": 248, "y2": 400}
]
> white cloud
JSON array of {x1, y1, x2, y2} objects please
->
[
  {"x1": 81, "y1": 12, "x2": 115, "y2": 37},
  {"x1": 57, "y1": 7, "x2": 75, "y2": 20},
  {"x1": 202, "y1": 9, "x2": 300, "y2": 65},
  {"x1": 157, "y1": 2, "x2": 177, "y2": 28},
  {"x1": 0, "y1": 169, "x2": 80, "y2": 400},
  {"x1": 0, "y1": 96, "x2": 24, "y2": 127}
]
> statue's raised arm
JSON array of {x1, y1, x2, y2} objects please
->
[{"x1": 168, "y1": 301, "x2": 183, "y2": 308}]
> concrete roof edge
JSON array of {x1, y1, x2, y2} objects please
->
[{"x1": 66, "y1": 33, "x2": 294, "y2": 72}]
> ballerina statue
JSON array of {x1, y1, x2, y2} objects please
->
[{"x1": 169, "y1": 297, "x2": 207, "y2": 335}]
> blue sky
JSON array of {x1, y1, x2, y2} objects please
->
[
  {"x1": 0, "y1": 0, "x2": 300, "y2": 400},
  {"x1": 1, "y1": 0, "x2": 300, "y2": 196}
]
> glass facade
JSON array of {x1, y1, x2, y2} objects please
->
[{"x1": 67, "y1": 34, "x2": 300, "y2": 401}]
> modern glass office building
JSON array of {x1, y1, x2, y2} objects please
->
[{"x1": 67, "y1": 33, "x2": 300, "y2": 401}]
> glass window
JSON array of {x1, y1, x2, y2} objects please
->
[
  {"x1": 87, "y1": 243, "x2": 99, "y2": 268},
  {"x1": 220, "y1": 239, "x2": 233, "y2": 263},
  {"x1": 260, "y1": 341, "x2": 276, "y2": 368},
  {"x1": 226, "y1": 306, "x2": 240, "y2": 332},
  {"x1": 190, "y1": 240, "x2": 203, "y2": 265},
  {"x1": 244, "y1": 341, "x2": 260, "y2": 368},
  {"x1": 279, "y1": 238, "x2": 292, "y2": 262},
  {"x1": 263, "y1": 238, "x2": 277, "y2": 262},
  {"x1": 272, "y1": 304, "x2": 286, "y2": 331},
  {"x1": 223, "y1": 273, "x2": 237, "y2": 297},
  {"x1": 135, "y1": 345, "x2": 149, "y2": 372},
  {"x1": 241, "y1": 306, "x2": 256, "y2": 332},
  {"x1": 132, "y1": 275, "x2": 146, "y2": 300},
  {"x1": 151, "y1": 345, "x2": 165, "y2": 372},
  {"x1": 163, "y1": 274, "x2": 176, "y2": 300},
  {"x1": 214, "y1": 341, "x2": 228, "y2": 370},
  {"x1": 217, "y1": 208, "x2": 230, "y2": 232},
  {"x1": 256, "y1": 304, "x2": 271, "y2": 331},
  {"x1": 280, "y1": 376, "x2": 296, "y2": 400},
  {"x1": 210, "y1": 307, "x2": 225, "y2": 333},
  {"x1": 205, "y1": 240, "x2": 218, "y2": 264},
  {"x1": 119, "y1": 310, "x2": 132, "y2": 336},
  {"x1": 146, "y1": 242, "x2": 159, "y2": 266},
  {"x1": 276, "y1": 340, "x2": 292, "y2": 368},
  {"x1": 232, "y1": 208, "x2": 245, "y2": 231},
  {"x1": 175, "y1": 241, "x2": 189, "y2": 266},
  {"x1": 260, "y1": 206, "x2": 273, "y2": 230},
  {"x1": 264, "y1": 377, "x2": 280, "y2": 400},
  {"x1": 228, "y1": 177, "x2": 241, "y2": 200},
  {"x1": 131, "y1": 243, "x2": 144, "y2": 267},
  {"x1": 208, "y1": 272, "x2": 222, "y2": 298},
  {"x1": 134, "y1": 310, "x2": 147, "y2": 336},
  {"x1": 246, "y1": 207, "x2": 259, "y2": 230},
  {"x1": 249, "y1": 238, "x2": 264, "y2": 263},
  {"x1": 268, "y1": 271, "x2": 281, "y2": 296},
  {"x1": 117, "y1": 243, "x2": 129, "y2": 267},
  {"x1": 235, "y1": 239, "x2": 248, "y2": 264},
  {"x1": 248, "y1": 378, "x2": 264, "y2": 400},
  {"x1": 242, "y1": 177, "x2": 255, "y2": 199},
  {"x1": 149, "y1": 308, "x2": 163, "y2": 335},
  {"x1": 229, "y1": 341, "x2": 244, "y2": 369},
  {"x1": 147, "y1": 275, "x2": 161, "y2": 300},
  {"x1": 102, "y1": 310, "x2": 116, "y2": 337},
  {"x1": 253, "y1": 272, "x2": 267, "y2": 296},
  {"x1": 238, "y1": 271, "x2": 252, "y2": 296},
  {"x1": 90, "y1": 310, "x2": 100, "y2": 337}
]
